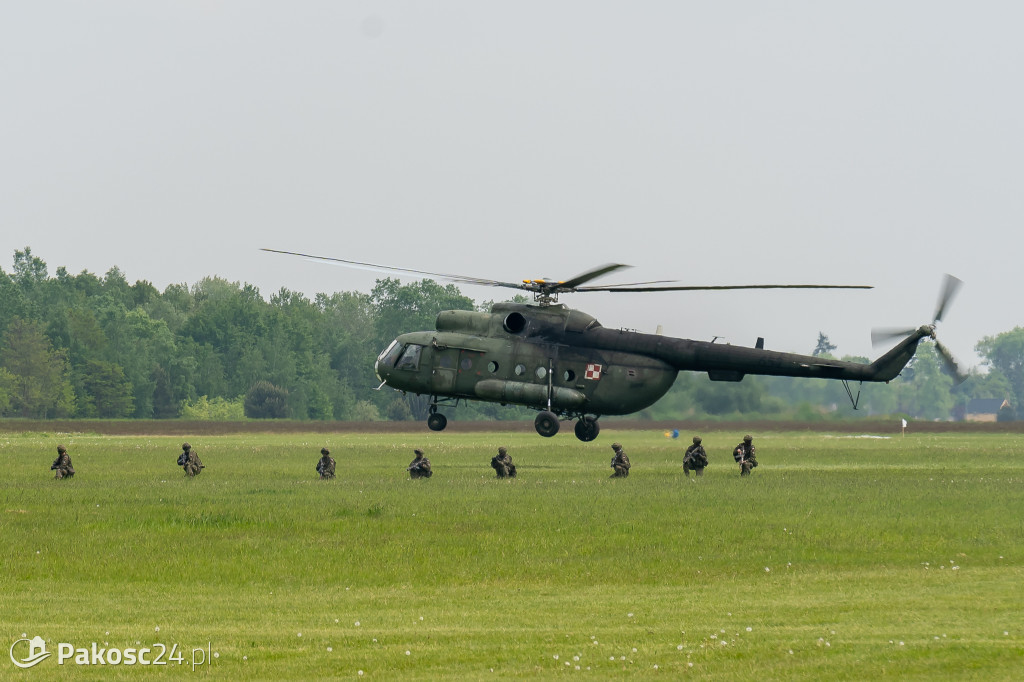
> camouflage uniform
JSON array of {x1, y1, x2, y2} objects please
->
[
  {"x1": 177, "y1": 442, "x2": 204, "y2": 477},
  {"x1": 490, "y1": 446, "x2": 517, "y2": 478},
  {"x1": 683, "y1": 436, "x2": 708, "y2": 477},
  {"x1": 733, "y1": 435, "x2": 758, "y2": 476},
  {"x1": 316, "y1": 447, "x2": 336, "y2": 480},
  {"x1": 408, "y1": 449, "x2": 432, "y2": 479},
  {"x1": 610, "y1": 442, "x2": 631, "y2": 478},
  {"x1": 50, "y1": 445, "x2": 75, "y2": 480}
]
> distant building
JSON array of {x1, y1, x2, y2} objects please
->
[{"x1": 964, "y1": 398, "x2": 1011, "y2": 422}]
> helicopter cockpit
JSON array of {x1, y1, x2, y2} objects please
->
[
  {"x1": 377, "y1": 340, "x2": 417, "y2": 372},
  {"x1": 375, "y1": 339, "x2": 426, "y2": 383}
]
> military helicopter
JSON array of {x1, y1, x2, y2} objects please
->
[{"x1": 263, "y1": 249, "x2": 962, "y2": 441}]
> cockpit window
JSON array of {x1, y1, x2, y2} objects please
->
[
  {"x1": 378, "y1": 340, "x2": 403, "y2": 367},
  {"x1": 395, "y1": 343, "x2": 424, "y2": 371}
]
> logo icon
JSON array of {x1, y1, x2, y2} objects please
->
[
  {"x1": 10, "y1": 635, "x2": 52, "y2": 668},
  {"x1": 584, "y1": 363, "x2": 602, "y2": 380}
]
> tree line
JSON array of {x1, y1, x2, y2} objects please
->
[{"x1": 0, "y1": 248, "x2": 1020, "y2": 422}]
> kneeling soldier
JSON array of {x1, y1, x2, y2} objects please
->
[
  {"x1": 610, "y1": 442, "x2": 631, "y2": 478},
  {"x1": 177, "y1": 442, "x2": 205, "y2": 477},
  {"x1": 316, "y1": 447, "x2": 336, "y2": 479},
  {"x1": 733, "y1": 435, "x2": 758, "y2": 476},
  {"x1": 490, "y1": 446, "x2": 517, "y2": 478},
  {"x1": 50, "y1": 445, "x2": 75, "y2": 480},
  {"x1": 683, "y1": 436, "x2": 708, "y2": 477},
  {"x1": 408, "y1": 449, "x2": 432, "y2": 479}
]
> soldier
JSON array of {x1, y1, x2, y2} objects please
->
[
  {"x1": 733, "y1": 435, "x2": 758, "y2": 476},
  {"x1": 50, "y1": 445, "x2": 75, "y2": 480},
  {"x1": 609, "y1": 442, "x2": 631, "y2": 478},
  {"x1": 408, "y1": 449, "x2": 432, "y2": 479},
  {"x1": 316, "y1": 447, "x2": 336, "y2": 480},
  {"x1": 490, "y1": 446, "x2": 517, "y2": 478},
  {"x1": 177, "y1": 442, "x2": 205, "y2": 477},
  {"x1": 683, "y1": 436, "x2": 708, "y2": 477}
]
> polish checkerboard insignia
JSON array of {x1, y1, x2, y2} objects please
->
[{"x1": 585, "y1": 363, "x2": 603, "y2": 380}]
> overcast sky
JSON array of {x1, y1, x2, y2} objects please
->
[{"x1": 3, "y1": 2, "x2": 1021, "y2": 369}]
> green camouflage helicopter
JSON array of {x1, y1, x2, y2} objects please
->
[{"x1": 264, "y1": 249, "x2": 962, "y2": 441}]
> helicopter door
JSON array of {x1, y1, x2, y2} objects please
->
[
  {"x1": 454, "y1": 349, "x2": 486, "y2": 397},
  {"x1": 431, "y1": 347, "x2": 459, "y2": 395}
]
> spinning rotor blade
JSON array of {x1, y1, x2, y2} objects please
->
[
  {"x1": 934, "y1": 339, "x2": 968, "y2": 385},
  {"x1": 578, "y1": 283, "x2": 873, "y2": 293},
  {"x1": 265, "y1": 247, "x2": 872, "y2": 304},
  {"x1": 261, "y1": 249, "x2": 526, "y2": 291},
  {"x1": 933, "y1": 274, "x2": 963, "y2": 324},
  {"x1": 555, "y1": 263, "x2": 632, "y2": 290},
  {"x1": 871, "y1": 326, "x2": 918, "y2": 347}
]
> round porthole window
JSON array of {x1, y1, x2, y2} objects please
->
[
  {"x1": 535, "y1": 367, "x2": 547, "y2": 379},
  {"x1": 514, "y1": 364, "x2": 526, "y2": 376}
]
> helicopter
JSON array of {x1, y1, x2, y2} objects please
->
[{"x1": 263, "y1": 249, "x2": 963, "y2": 441}]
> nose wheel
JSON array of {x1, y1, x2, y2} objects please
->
[{"x1": 574, "y1": 416, "x2": 600, "y2": 442}]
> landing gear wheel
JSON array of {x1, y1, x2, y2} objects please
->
[
  {"x1": 534, "y1": 411, "x2": 560, "y2": 438},
  {"x1": 427, "y1": 412, "x2": 448, "y2": 431},
  {"x1": 574, "y1": 416, "x2": 600, "y2": 442}
]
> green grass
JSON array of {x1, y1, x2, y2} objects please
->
[{"x1": 1, "y1": 429, "x2": 1022, "y2": 679}]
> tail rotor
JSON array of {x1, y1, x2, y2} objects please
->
[{"x1": 871, "y1": 274, "x2": 966, "y2": 384}]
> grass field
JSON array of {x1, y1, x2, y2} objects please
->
[{"x1": 2, "y1": 428, "x2": 1022, "y2": 680}]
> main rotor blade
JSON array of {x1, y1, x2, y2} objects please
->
[
  {"x1": 577, "y1": 283, "x2": 873, "y2": 293},
  {"x1": 934, "y1": 339, "x2": 968, "y2": 385},
  {"x1": 933, "y1": 274, "x2": 963, "y2": 324},
  {"x1": 261, "y1": 249, "x2": 526, "y2": 290},
  {"x1": 871, "y1": 327, "x2": 917, "y2": 346},
  {"x1": 555, "y1": 263, "x2": 632, "y2": 290}
]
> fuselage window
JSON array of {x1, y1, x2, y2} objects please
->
[
  {"x1": 514, "y1": 364, "x2": 526, "y2": 376},
  {"x1": 487, "y1": 361, "x2": 499, "y2": 373},
  {"x1": 396, "y1": 344, "x2": 424, "y2": 371},
  {"x1": 563, "y1": 369, "x2": 576, "y2": 382},
  {"x1": 535, "y1": 366, "x2": 547, "y2": 379}
]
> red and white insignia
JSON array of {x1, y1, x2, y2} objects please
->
[{"x1": 584, "y1": 363, "x2": 603, "y2": 380}]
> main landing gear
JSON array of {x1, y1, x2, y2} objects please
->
[
  {"x1": 534, "y1": 412, "x2": 601, "y2": 441},
  {"x1": 427, "y1": 402, "x2": 448, "y2": 431},
  {"x1": 574, "y1": 415, "x2": 600, "y2": 442},
  {"x1": 534, "y1": 411, "x2": 559, "y2": 437}
]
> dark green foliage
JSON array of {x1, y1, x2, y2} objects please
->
[
  {"x1": 977, "y1": 327, "x2": 1024, "y2": 420},
  {"x1": 812, "y1": 331, "x2": 837, "y2": 357},
  {"x1": 244, "y1": 380, "x2": 290, "y2": 419},
  {"x1": 0, "y1": 317, "x2": 75, "y2": 417},
  {"x1": 0, "y1": 248, "x2": 1019, "y2": 422}
]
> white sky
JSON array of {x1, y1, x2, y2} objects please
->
[{"x1": 3, "y1": 2, "x2": 1022, "y2": 368}]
